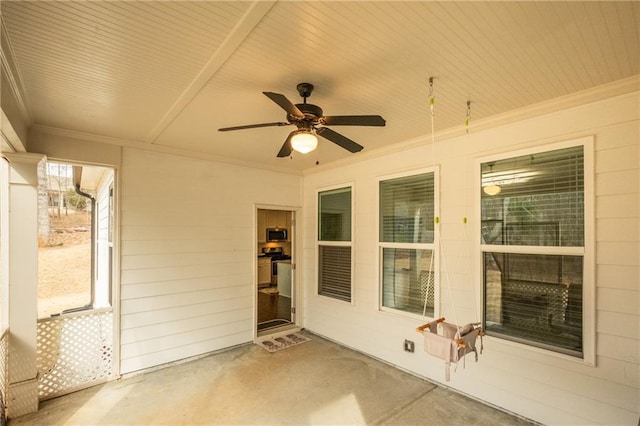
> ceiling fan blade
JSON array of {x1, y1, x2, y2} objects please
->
[
  {"x1": 218, "y1": 122, "x2": 290, "y2": 132},
  {"x1": 277, "y1": 131, "x2": 294, "y2": 158},
  {"x1": 322, "y1": 115, "x2": 386, "y2": 126},
  {"x1": 316, "y1": 127, "x2": 363, "y2": 153},
  {"x1": 263, "y1": 92, "x2": 304, "y2": 119}
]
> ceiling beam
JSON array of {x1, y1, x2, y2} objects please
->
[
  {"x1": 144, "y1": 1, "x2": 276, "y2": 144},
  {"x1": 0, "y1": 16, "x2": 33, "y2": 126}
]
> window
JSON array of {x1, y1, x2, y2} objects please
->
[
  {"x1": 318, "y1": 186, "x2": 352, "y2": 302},
  {"x1": 379, "y1": 171, "x2": 436, "y2": 316},
  {"x1": 481, "y1": 143, "x2": 589, "y2": 358}
]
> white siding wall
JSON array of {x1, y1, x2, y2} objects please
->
[
  {"x1": 119, "y1": 148, "x2": 301, "y2": 373},
  {"x1": 302, "y1": 90, "x2": 639, "y2": 425}
]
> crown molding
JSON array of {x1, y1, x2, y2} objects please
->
[
  {"x1": 304, "y1": 75, "x2": 640, "y2": 176},
  {"x1": 30, "y1": 124, "x2": 303, "y2": 176},
  {"x1": 31, "y1": 124, "x2": 143, "y2": 148},
  {"x1": 30, "y1": 74, "x2": 638, "y2": 178},
  {"x1": 456, "y1": 74, "x2": 639, "y2": 137},
  {"x1": 0, "y1": 16, "x2": 33, "y2": 125}
]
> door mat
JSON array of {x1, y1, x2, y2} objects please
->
[
  {"x1": 259, "y1": 287, "x2": 279, "y2": 295},
  {"x1": 257, "y1": 333, "x2": 310, "y2": 353}
]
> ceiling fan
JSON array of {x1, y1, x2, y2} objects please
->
[{"x1": 218, "y1": 83, "x2": 386, "y2": 158}]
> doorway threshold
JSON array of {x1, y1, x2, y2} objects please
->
[
  {"x1": 258, "y1": 318, "x2": 290, "y2": 331},
  {"x1": 257, "y1": 322, "x2": 299, "y2": 338}
]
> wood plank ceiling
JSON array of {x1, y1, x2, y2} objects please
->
[{"x1": 2, "y1": 1, "x2": 639, "y2": 173}]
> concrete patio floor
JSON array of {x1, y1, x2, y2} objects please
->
[{"x1": 10, "y1": 331, "x2": 534, "y2": 425}]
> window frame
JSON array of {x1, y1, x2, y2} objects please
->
[
  {"x1": 316, "y1": 183, "x2": 355, "y2": 304},
  {"x1": 476, "y1": 136, "x2": 595, "y2": 365},
  {"x1": 377, "y1": 167, "x2": 440, "y2": 318},
  {"x1": 37, "y1": 160, "x2": 116, "y2": 318}
]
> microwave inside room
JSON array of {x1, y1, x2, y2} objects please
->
[{"x1": 266, "y1": 228, "x2": 288, "y2": 242}]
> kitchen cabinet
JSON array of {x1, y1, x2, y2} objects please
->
[
  {"x1": 257, "y1": 210, "x2": 267, "y2": 242},
  {"x1": 266, "y1": 210, "x2": 289, "y2": 229},
  {"x1": 258, "y1": 257, "x2": 271, "y2": 286}
]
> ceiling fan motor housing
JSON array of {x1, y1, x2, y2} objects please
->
[
  {"x1": 294, "y1": 103, "x2": 323, "y2": 122},
  {"x1": 292, "y1": 82, "x2": 323, "y2": 124}
]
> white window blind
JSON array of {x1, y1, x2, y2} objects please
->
[
  {"x1": 481, "y1": 146, "x2": 584, "y2": 247},
  {"x1": 380, "y1": 173, "x2": 434, "y2": 244},
  {"x1": 318, "y1": 246, "x2": 352, "y2": 302}
]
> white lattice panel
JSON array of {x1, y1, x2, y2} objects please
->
[
  {"x1": 0, "y1": 329, "x2": 7, "y2": 413},
  {"x1": 37, "y1": 310, "x2": 113, "y2": 400}
]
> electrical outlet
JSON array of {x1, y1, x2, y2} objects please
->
[{"x1": 404, "y1": 339, "x2": 415, "y2": 353}]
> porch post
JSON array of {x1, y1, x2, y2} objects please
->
[{"x1": 4, "y1": 152, "x2": 44, "y2": 417}]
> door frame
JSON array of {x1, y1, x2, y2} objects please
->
[
  {"x1": 35, "y1": 160, "x2": 120, "y2": 400},
  {"x1": 254, "y1": 204, "x2": 300, "y2": 340}
]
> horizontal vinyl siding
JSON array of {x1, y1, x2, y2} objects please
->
[
  {"x1": 121, "y1": 297, "x2": 250, "y2": 329},
  {"x1": 302, "y1": 89, "x2": 639, "y2": 425},
  {"x1": 120, "y1": 333, "x2": 245, "y2": 374},
  {"x1": 592, "y1": 111, "x2": 640, "y2": 421},
  {"x1": 119, "y1": 148, "x2": 300, "y2": 374},
  {"x1": 121, "y1": 263, "x2": 249, "y2": 288},
  {"x1": 119, "y1": 277, "x2": 247, "y2": 311},
  {"x1": 596, "y1": 217, "x2": 639, "y2": 242},
  {"x1": 597, "y1": 264, "x2": 638, "y2": 291}
]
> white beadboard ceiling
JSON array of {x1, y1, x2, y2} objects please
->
[{"x1": 2, "y1": 1, "x2": 639, "y2": 173}]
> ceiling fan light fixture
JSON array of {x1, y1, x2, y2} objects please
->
[
  {"x1": 290, "y1": 130, "x2": 318, "y2": 154},
  {"x1": 483, "y1": 184, "x2": 502, "y2": 196}
]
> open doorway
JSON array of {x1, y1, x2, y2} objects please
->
[
  {"x1": 256, "y1": 208, "x2": 295, "y2": 335},
  {"x1": 36, "y1": 160, "x2": 116, "y2": 399}
]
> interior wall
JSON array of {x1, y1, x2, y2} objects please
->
[
  {"x1": 119, "y1": 148, "x2": 301, "y2": 373},
  {"x1": 301, "y1": 90, "x2": 639, "y2": 425}
]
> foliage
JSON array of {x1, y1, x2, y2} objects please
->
[{"x1": 65, "y1": 189, "x2": 88, "y2": 210}]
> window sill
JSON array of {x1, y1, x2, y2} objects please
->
[
  {"x1": 37, "y1": 306, "x2": 113, "y2": 323},
  {"x1": 483, "y1": 333, "x2": 595, "y2": 367}
]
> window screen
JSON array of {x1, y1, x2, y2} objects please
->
[
  {"x1": 379, "y1": 172, "x2": 436, "y2": 317},
  {"x1": 318, "y1": 187, "x2": 352, "y2": 302},
  {"x1": 481, "y1": 145, "x2": 585, "y2": 357},
  {"x1": 381, "y1": 248, "x2": 434, "y2": 315},
  {"x1": 319, "y1": 187, "x2": 351, "y2": 242}
]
